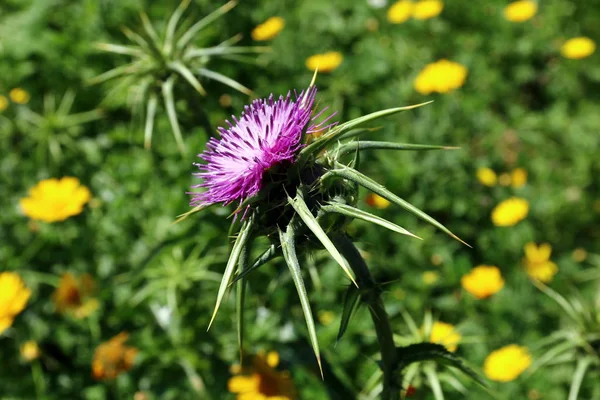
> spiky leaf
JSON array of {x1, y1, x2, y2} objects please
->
[
  {"x1": 325, "y1": 165, "x2": 469, "y2": 246},
  {"x1": 336, "y1": 285, "x2": 361, "y2": 343},
  {"x1": 207, "y1": 219, "x2": 252, "y2": 330},
  {"x1": 229, "y1": 244, "x2": 279, "y2": 286},
  {"x1": 299, "y1": 102, "x2": 432, "y2": 161},
  {"x1": 336, "y1": 141, "x2": 458, "y2": 158},
  {"x1": 322, "y1": 203, "x2": 420, "y2": 240},
  {"x1": 397, "y1": 343, "x2": 485, "y2": 386},
  {"x1": 279, "y1": 226, "x2": 323, "y2": 378},
  {"x1": 288, "y1": 190, "x2": 358, "y2": 287}
]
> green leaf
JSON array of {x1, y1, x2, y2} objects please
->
[
  {"x1": 236, "y1": 238, "x2": 251, "y2": 362},
  {"x1": 87, "y1": 62, "x2": 140, "y2": 85},
  {"x1": 568, "y1": 357, "x2": 593, "y2": 400},
  {"x1": 207, "y1": 219, "x2": 252, "y2": 330},
  {"x1": 94, "y1": 42, "x2": 144, "y2": 57},
  {"x1": 169, "y1": 61, "x2": 206, "y2": 95},
  {"x1": 164, "y1": 0, "x2": 191, "y2": 54},
  {"x1": 397, "y1": 343, "x2": 486, "y2": 387},
  {"x1": 229, "y1": 244, "x2": 279, "y2": 286},
  {"x1": 57, "y1": 90, "x2": 76, "y2": 116},
  {"x1": 197, "y1": 68, "x2": 253, "y2": 96},
  {"x1": 299, "y1": 102, "x2": 432, "y2": 160},
  {"x1": 278, "y1": 226, "x2": 323, "y2": 378},
  {"x1": 532, "y1": 280, "x2": 581, "y2": 324},
  {"x1": 424, "y1": 364, "x2": 445, "y2": 400},
  {"x1": 325, "y1": 165, "x2": 469, "y2": 247},
  {"x1": 144, "y1": 92, "x2": 158, "y2": 149},
  {"x1": 162, "y1": 76, "x2": 187, "y2": 155},
  {"x1": 322, "y1": 203, "x2": 421, "y2": 240},
  {"x1": 184, "y1": 45, "x2": 271, "y2": 60},
  {"x1": 336, "y1": 285, "x2": 361, "y2": 343},
  {"x1": 336, "y1": 141, "x2": 459, "y2": 158},
  {"x1": 177, "y1": 0, "x2": 237, "y2": 50},
  {"x1": 288, "y1": 190, "x2": 358, "y2": 287},
  {"x1": 139, "y1": 12, "x2": 162, "y2": 48}
]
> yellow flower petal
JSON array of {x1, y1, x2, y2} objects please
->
[
  {"x1": 561, "y1": 37, "x2": 596, "y2": 60},
  {"x1": 251, "y1": 17, "x2": 285, "y2": 41},
  {"x1": 228, "y1": 374, "x2": 260, "y2": 393},
  {"x1": 461, "y1": 265, "x2": 505, "y2": 299},
  {"x1": 429, "y1": 321, "x2": 461, "y2": 352},
  {"x1": 0, "y1": 272, "x2": 31, "y2": 334},
  {"x1": 9, "y1": 88, "x2": 30, "y2": 104},
  {"x1": 491, "y1": 197, "x2": 529, "y2": 227},
  {"x1": 412, "y1": 0, "x2": 443, "y2": 20},
  {"x1": 365, "y1": 193, "x2": 391, "y2": 209},
  {"x1": 305, "y1": 52, "x2": 343, "y2": 73},
  {"x1": 511, "y1": 168, "x2": 527, "y2": 188},
  {"x1": 20, "y1": 177, "x2": 91, "y2": 223},
  {"x1": 484, "y1": 345, "x2": 532, "y2": 382},
  {"x1": 0, "y1": 95, "x2": 8, "y2": 111},
  {"x1": 266, "y1": 351, "x2": 280, "y2": 368},
  {"x1": 414, "y1": 59, "x2": 467, "y2": 94},
  {"x1": 476, "y1": 167, "x2": 497, "y2": 187},
  {"x1": 387, "y1": 0, "x2": 414, "y2": 24},
  {"x1": 503, "y1": 1, "x2": 537, "y2": 23}
]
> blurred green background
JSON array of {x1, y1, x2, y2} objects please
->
[{"x1": 1, "y1": 0, "x2": 599, "y2": 399}]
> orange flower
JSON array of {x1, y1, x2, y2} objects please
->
[
  {"x1": 365, "y1": 193, "x2": 391, "y2": 209},
  {"x1": 461, "y1": 265, "x2": 504, "y2": 299},
  {"x1": 53, "y1": 273, "x2": 99, "y2": 318},
  {"x1": 92, "y1": 332, "x2": 138, "y2": 380},
  {"x1": 228, "y1": 351, "x2": 296, "y2": 399}
]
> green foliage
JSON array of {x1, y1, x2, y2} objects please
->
[{"x1": 1, "y1": 0, "x2": 600, "y2": 399}]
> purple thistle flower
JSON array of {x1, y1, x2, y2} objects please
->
[{"x1": 191, "y1": 86, "x2": 335, "y2": 207}]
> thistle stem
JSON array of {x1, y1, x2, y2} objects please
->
[{"x1": 331, "y1": 233, "x2": 400, "y2": 400}]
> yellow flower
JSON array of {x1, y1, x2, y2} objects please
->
[
  {"x1": 429, "y1": 321, "x2": 461, "y2": 352},
  {"x1": 476, "y1": 167, "x2": 497, "y2": 187},
  {"x1": 430, "y1": 254, "x2": 443, "y2": 266},
  {"x1": 228, "y1": 351, "x2": 296, "y2": 399},
  {"x1": 461, "y1": 265, "x2": 504, "y2": 299},
  {"x1": 9, "y1": 88, "x2": 30, "y2": 104},
  {"x1": 387, "y1": 0, "x2": 413, "y2": 24},
  {"x1": 561, "y1": 37, "x2": 596, "y2": 60},
  {"x1": 491, "y1": 197, "x2": 529, "y2": 227},
  {"x1": 365, "y1": 193, "x2": 391, "y2": 209},
  {"x1": 318, "y1": 310, "x2": 335, "y2": 326},
  {"x1": 20, "y1": 177, "x2": 91, "y2": 223},
  {"x1": 503, "y1": 1, "x2": 537, "y2": 22},
  {"x1": 498, "y1": 173, "x2": 512, "y2": 186},
  {"x1": 422, "y1": 271, "x2": 440, "y2": 285},
  {"x1": 523, "y1": 243, "x2": 558, "y2": 282},
  {"x1": 572, "y1": 248, "x2": 587, "y2": 263},
  {"x1": 0, "y1": 272, "x2": 31, "y2": 335},
  {"x1": 412, "y1": 0, "x2": 443, "y2": 20},
  {"x1": 251, "y1": 17, "x2": 285, "y2": 41},
  {"x1": 0, "y1": 95, "x2": 8, "y2": 111},
  {"x1": 511, "y1": 168, "x2": 527, "y2": 188},
  {"x1": 92, "y1": 332, "x2": 138, "y2": 380},
  {"x1": 414, "y1": 59, "x2": 467, "y2": 95},
  {"x1": 21, "y1": 341, "x2": 41, "y2": 362},
  {"x1": 305, "y1": 52, "x2": 343, "y2": 73},
  {"x1": 53, "y1": 273, "x2": 99, "y2": 318},
  {"x1": 484, "y1": 344, "x2": 531, "y2": 382}
]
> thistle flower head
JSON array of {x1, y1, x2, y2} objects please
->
[
  {"x1": 186, "y1": 84, "x2": 467, "y2": 376},
  {"x1": 191, "y1": 86, "x2": 332, "y2": 207}
]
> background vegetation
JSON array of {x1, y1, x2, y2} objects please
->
[{"x1": 1, "y1": 0, "x2": 599, "y2": 399}]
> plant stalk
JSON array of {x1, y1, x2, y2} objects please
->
[{"x1": 331, "y1": 233, "x2": 400, "y2": 400}]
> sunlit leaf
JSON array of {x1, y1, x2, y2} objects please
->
[{"x1": 279, "y1": 225, "x2": 323, "y2": 378}]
